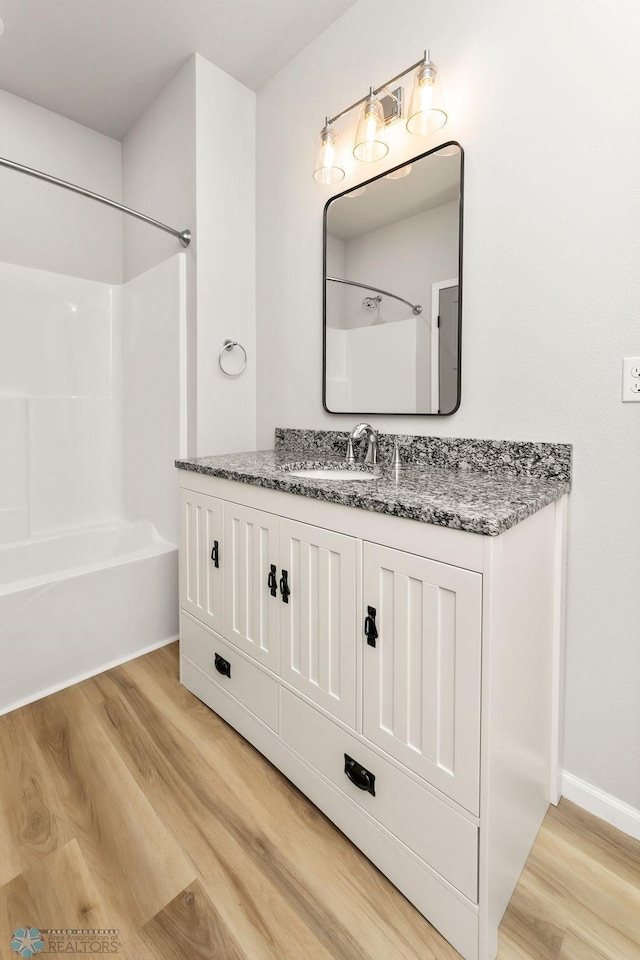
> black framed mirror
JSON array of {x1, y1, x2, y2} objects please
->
[{"x1": 323, "y1": 141, "x2": 463, "y2": 416}]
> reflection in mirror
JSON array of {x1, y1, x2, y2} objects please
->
[{"x1": 323, "y1": 142, "x2": 463, "y2": 415}]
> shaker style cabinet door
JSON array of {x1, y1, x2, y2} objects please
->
[
  {"x1": 223, "y1": 502, "x2": 280, "y2": 672},
  {"x1": 279, "y1": 519, "x2": 358, "y2": 727},
  {"x1": 363, "y1": 542, "x2": 482, "y2": 815},
  {"x1": 179, "y1": 489, "x2": 225, "y2": 635}
]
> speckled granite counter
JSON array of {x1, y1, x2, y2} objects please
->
[{"x1": 176, "y1": 429, "x2": 571, "y2": 537}]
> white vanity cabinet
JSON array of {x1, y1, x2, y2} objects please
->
[
  {"x1": 362, "y1": 542, "x2": 483, "y2": 815},
  {"x1": 215, "y1": 500, "x2": 359, "y2": 724},
  {"x1": 179, "y1": 489, "x2": 224, "y2": 633},
  {"x1": 279, "y1": 518, "x2": 358, "y2": 725},
  {"x1": 177, "y1": 469, "x2": 566, "y2": 960},
  {"x1": 223, "y1": 501, "x2": 280, "y2": 670}
]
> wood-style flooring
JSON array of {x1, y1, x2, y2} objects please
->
[{"x1": 1, "y1": 643, "x2": 638, "y2": 959}]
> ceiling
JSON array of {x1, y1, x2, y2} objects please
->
[
  {"x1": 328, "y1": 148, "x2": 462, "y2": 242},
  {"x1": 0, "y1": 0, "x2": 358, "y2": 140}
]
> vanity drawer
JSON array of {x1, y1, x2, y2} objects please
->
[
  {"x1": 281, "y1": 689, "x2": 478, "y2": 903},
  {"x1": 181, "y1": 613, "x2": 278, "y2": 731}
]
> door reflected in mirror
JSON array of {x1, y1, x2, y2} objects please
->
[{"x1": 323, "y1": 142, "x2": 463, "y2": 415}]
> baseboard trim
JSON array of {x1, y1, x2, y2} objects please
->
[
  {"x1": 561, "y1": 771, "x2": 640, "y2": 841},
  {"x1": 0, "y1": 635, "x2": 178, "y2": 717}
]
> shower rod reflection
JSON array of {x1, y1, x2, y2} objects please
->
[
  {"x1": 326, "y1": 276, "x2": 421, "y2": 315},
  {"x1": 0, "y1": 155, "x2": 191, "y2": 247}
]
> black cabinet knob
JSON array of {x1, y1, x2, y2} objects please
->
[{"x1": 210, "y1": 540, "x2": 220, "y2": 568}]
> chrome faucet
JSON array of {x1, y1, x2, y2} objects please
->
[{"x1": 347, "y1": 422, "x2": 378, "y2": 465}]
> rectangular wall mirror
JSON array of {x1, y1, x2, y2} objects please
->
[{"x1": 323, "y1": 141, "x2": 463, "y2": 415}]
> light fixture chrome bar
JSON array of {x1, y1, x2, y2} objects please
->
[
  {"x1": 0, "y1": 155, "x2": 191, "y2": 247},
  {"x1": 327, "y1": 276, "x2": 422, "y2": 315},
  {"x1": 327, "y1": 53, "x2": 426, "y2": 126}
]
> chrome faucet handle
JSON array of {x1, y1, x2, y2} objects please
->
[
  {"x1": 346, "y1": 439, "x2": 356, "y2": 463},
  {"x1": 391, "y1": 439, "x2": 402, "y2": 467}
]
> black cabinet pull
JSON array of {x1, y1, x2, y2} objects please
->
[
  {"x1": 364, "y1": 605, "x2": 378, "y2": 647},
  {"x1": 344, "y1": 754, "x2": 375, "y2": 796},
  {"x1": 214, "y1": 653, "x2": 231, "y2": 678},
  {"x1": 279, "y1": 569, "x2": 290, "y2": 604},
  {"x1": 267, "y1": 564, "x2": 278, "y2": 597},
  {"x1": 210, "y1": 540, "x2": 220, "y2": 568}
]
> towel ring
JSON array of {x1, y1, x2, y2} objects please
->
[{"x1": 218, "y1": 339, "x2": 247, "y2": 377}]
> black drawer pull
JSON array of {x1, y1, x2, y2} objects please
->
[
  {"x1": 364, "y1": 605, "x2": 378, "y2": 647},
  {"x1": 279, "y1": 569, "x2": 290, "y2": 604},
  {"x1": 210, "y1": 540, "x2": 220, "y2": 568},
  {"x1": 344, "y1": 754, "x2": 375, "y2": 796},
  {"x1": 214, "y1": 653, "x2": 231, "y2": 678},
  {"x1": 267, "y1": 564, "x2": 278, "y2": 597}
]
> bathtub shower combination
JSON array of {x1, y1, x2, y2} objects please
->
[
  {"x1": 0, "y1": 218, "x2": 187, "y2": 713},
  {"x1": 0, "y1": 521, "x2": 177, "y2": 711}
]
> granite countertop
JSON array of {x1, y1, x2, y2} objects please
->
[{"x1": 176, "y1": 430, "x2": 571, "y2": 537}]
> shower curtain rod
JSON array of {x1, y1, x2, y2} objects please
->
[
  {"x1": 0, "y1": 155, "x2": 191, "y2": 247},
  {"x1": 326, "y1": 276, "x2": 422, "y2": 315}
]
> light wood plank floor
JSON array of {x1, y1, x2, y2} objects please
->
[{"x1": 1, "y1": 643, "x2": 638, "y2": 960}]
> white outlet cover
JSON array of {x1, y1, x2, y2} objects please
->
[{"x1": 622, "y1": 356, "x2": 640, "y2": 402}]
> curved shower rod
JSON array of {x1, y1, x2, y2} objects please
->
[
  {"x1": 326, "y1": 276, "x2": 422, "y2": 315},
  {"x1": 0, "y1": 155, "x2": 191, "y2": 247}
]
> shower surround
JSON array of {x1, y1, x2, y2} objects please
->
[{"x1": 0, "y1": 253, "x2": 186, "y2": 713}]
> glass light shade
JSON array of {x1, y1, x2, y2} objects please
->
[
  {"x1": 386, "y1": 163, "x2": 413, "y2": 180},
  {"x1": 406, "y1": 60, "x2": 447, "y2": 136},
  {"x1": 353, "y1": 94, "x2": 389, "y2": 162},
  {"x1": 313, "y1": 125, "x2": 345, "y2": 184}
]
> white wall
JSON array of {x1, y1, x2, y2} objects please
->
[
  {"x1": 334, "y1": 200, "x2": 458, "y2": 329},
  {"x1": 0, "y1": 89, "x2": 122, "y2": 283},
  {"x1": 194, "y1": 54, "x2": 256, "y2": 456},
  {"x1": 123, "y1": 53, "x2": 256, "y2": 458},
  {"x1": 122, "y1": 58, "x2": 197, "y2": 454},
  {"x1": 256, "y1": 0, "x2": 640, "y2": 811},
  {"x1": 122, "y1": 59, "x2": 196, "y2": 283}
]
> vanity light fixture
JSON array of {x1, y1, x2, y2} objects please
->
[
  {"x1": 313, "y1": 49, "x2": 447, "y2": 183},
  {"x1": 353, "y1": 89, "x2": 389, "y2": 162},
  {"x1": 313, "y1": 119, "x2": 346, "y2": 184},
  {"x1": 406, "y1": 50, "x2": 447, "y2": 135}
]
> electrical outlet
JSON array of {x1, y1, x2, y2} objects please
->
[{"x1": 622, "y1": 357, "x2": 640, "y2": 402}]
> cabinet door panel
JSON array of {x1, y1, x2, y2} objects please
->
[
  {"x1": 363, "y1": 543, "x2": 482, "y2": 814},
  {"x1": 280, "y1": 519, "x2": 357, "y2": 727},
  {"x1": 179, "y1": 489, "x2": 224, "y2": 634},
  {"x1": 224, "y1": 503, "x2": 280, "y2": 671}
]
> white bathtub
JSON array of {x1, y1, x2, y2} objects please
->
[{"x1": 0, "y1": 520, "x2": 178, "y2": 714}]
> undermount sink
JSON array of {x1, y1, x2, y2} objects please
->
[{"x1": 287, "y1": 468, "x2": 378, "y2": 481}]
